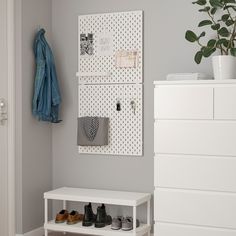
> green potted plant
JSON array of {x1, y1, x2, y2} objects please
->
[{"x1": 185, "y1": 0, "x2": 236, "y2": 80}]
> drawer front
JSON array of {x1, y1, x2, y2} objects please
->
[
  {"x1": 154, "y1": 188, "x2": 236, "y2": 229},
  {"x1": 214, "y1": 87, "x2": 236, "y2": 120},
  {"x1": 154, "y1": 155, "x2": 236, "y2": 192},
  {"x1": 154, "y1": 121, "x2": 236, "y2": 156},
  {"x1": 154, "y1": 222, "x2": 236, "y2": 236},
  {"x1": 154, "y1": 86, "x2": 213, "y2": 120}
]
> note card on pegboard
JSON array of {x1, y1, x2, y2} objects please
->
[{"x1": 77, "y1": 11, "x2": 143, "y2": 156}]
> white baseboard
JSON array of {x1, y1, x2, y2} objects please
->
[{"x1": 16, "y1": 227, "x2": 44, "y2": 236}]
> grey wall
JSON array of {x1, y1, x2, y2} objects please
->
[
  {"x1": 15, "y1": 0, "x2": 52, "y2": 233},
  {"x1": 51, "y1": 0, "x2": 212, "y2": 222},
  {"x1": 15, "y1": 0, "x2": 214, "y2": 233}
]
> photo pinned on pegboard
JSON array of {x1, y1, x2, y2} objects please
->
[{"x1": 80, "y1": 33, "x2": 94, "y2": 56}]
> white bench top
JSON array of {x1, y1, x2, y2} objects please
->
[{"x1": 44, "y1": 187, "x2": 151, "y2": 206}]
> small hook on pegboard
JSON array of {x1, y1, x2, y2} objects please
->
[{"x1": 116, "y1": 99, "x2": 121, "y2": 111}]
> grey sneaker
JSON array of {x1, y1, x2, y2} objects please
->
[
  {"x1": 111, "y1": 216, "x2": 123, "y2": 230},
  {"x1": 121, "y1": 217, "x2": 140, "y2": 231}
]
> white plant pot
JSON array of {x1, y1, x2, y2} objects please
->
[{"x1": 212, "y1": 55, "x2": 236, "y2": 80}]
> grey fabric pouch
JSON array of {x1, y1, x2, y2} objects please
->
[{"x1": 77, "y1": 117, "x2": 109, "y2": 146}]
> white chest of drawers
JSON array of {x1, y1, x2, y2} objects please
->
[{"x1": 154, "y1": 80, "x2": 236, "y2": 236}]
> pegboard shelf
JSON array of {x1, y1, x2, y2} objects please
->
[{"x1": 76, "y1": 71, "x2": 112, "y2": 77}]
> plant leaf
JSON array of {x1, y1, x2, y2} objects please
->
[
  {"x1": 223, "y1": 0, "x2": 236, "y2": 3},
  {"x1": 223, "y1": 39, "x2": 230, "y2": 47},
  {"x1": 198, "y1": 20, "x2": 213, "y2": 27},
  {"x1": 210, "y1": 0, "x2": 224, "y2": 7},
  {"x1": 217, "y1": 38, "x2": 228, "y2": 46},
  {"x1": 203, "y1": 47, "x2": 216, "y2": 57},
  {"x1": 222, "y1": 14, "x2": 230, "y2": 21},
  {"x1": 218, "y1": 27, "x2": 230, "y2": 37},
  {"x1": 199, "y1": 31, "x2": 206, "y2": 38},
  {"x1": 226, "y1": 19, "x2": 235, "y2": 26},
  {"x1": 192, "y1": 0, "x2": 207, "y2": 5},
  {"x1": 211, "y1": 23, "x2": 221, "y2": 30},
  {"x1": 230, "y1": 48, "x2": 236, "y2": 56},
  {"x1": 207, "y1": 39, "x2": 217, "y2": 48},
  {"x1": 185, "y1": 30, "x2": 198, "y2": 42},
  {"x1": 211, "y1": 7, "x2": 218, "y2": 14},
  {"x1": 199, "y1": 6, "x2": 211, "y2": 11},
  {"x1": 195, "y1": 51, "x2": 203, "y2": 64}
]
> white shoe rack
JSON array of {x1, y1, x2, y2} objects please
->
[{"x1": 44, "y1": 187, "x2": 151, "y2": 236}]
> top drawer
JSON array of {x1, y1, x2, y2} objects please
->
[
  {"x1": 214, "y1": 87, "x2": 236, "y2": 120},
  {"x1": 154, "y1": 86, "x2": 213, "y2": 120}
]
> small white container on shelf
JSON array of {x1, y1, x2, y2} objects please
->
[{"x1": 167, "y1": 73, "x2": 212, "y2": 81}]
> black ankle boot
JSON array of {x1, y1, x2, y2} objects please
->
[
  {"x1": 82, "y1": 202, "x2": 96, "y2": 226},
  {"x1": 95, "y1": 204, "x2": 112, "y2": 228}
]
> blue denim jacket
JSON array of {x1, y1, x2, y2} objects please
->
[{"x1": 33, "y1": 29, "x2": 61, "y2": 123}]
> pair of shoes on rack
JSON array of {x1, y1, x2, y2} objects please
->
[
  {"x1": 111, "y1": 216, "x2": 140, "y2": 231},
  {"x1": 55, "y1": 209, "x2": 83, "y2": 225},
  {"x1": 83, "y1": 202, "x2": 112, "y2": 228}
]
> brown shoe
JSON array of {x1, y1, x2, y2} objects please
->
[
  {"x1": 67, "y1": 210, "x2": 83, "y2": 225},
  {"x1": 55, "y1": 209, "x2": 69, "y2": 223}
]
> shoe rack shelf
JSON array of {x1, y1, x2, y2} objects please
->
[{"x1": 44, "y1": 187, "x2": 152, "y2": 236}]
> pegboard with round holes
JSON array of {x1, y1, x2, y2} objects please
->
[
  {"x1": 78, "y1": 84, "x2": 143, "y2": 156},
  {"x1": 78, "y1": 11, "x2": 143, "y2": 84}
]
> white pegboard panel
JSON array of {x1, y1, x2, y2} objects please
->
[
  {"x1": 78, "y1": 84, "x2": 143, "y2": 156},
  {"x1": 78, "y1": 11, "x2": 143, "y2": 84}
]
